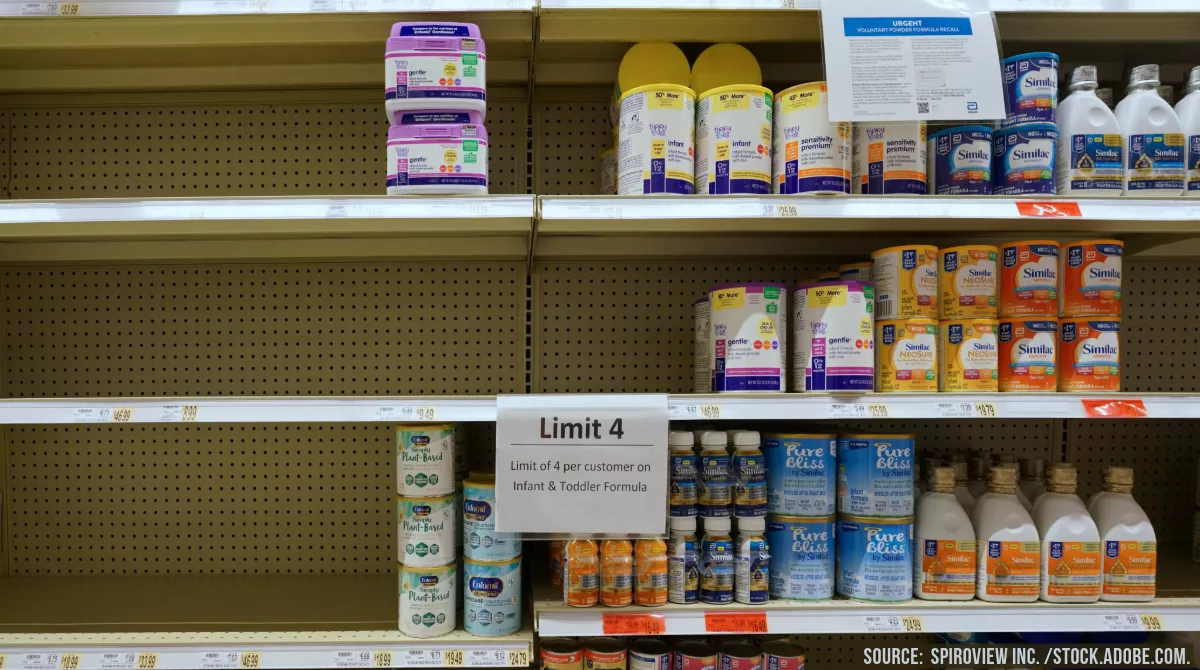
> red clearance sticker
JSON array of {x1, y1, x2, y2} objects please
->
[
  {"x1": 704, "y1": 611, "x2": 768, "y2": 634},
  {"x1": 1016, "y1": 202, "x2": 1082, "y2": 217},
  {"x1": 601, "y1": 613, "x2": 666, "y2": 636},
  {"x1": 1081, "y1": 399, "x2": 1148, "y2": 418}
]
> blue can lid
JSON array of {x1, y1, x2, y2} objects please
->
[
  {"x1": 928, "y1": 125, "x2": 993, "y2": 141},
  {"x1": 995, "y1": 122, "x2": 1059, "y2": 135},
  {"x1": 1002, "y1": 51, "x2": 1060, "y2": 64}
]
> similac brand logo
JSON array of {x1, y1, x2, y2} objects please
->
[
  {"x1": 1081, "y1": 343, "x2": 1118, "y2": 355},
  {"x1": 955, "y1": 144, "x2": 990, "y2": 163},
  {"x1": 1023, "y1": 267, "x2": 1055, "y2": 279},
  {"x1": 1018, "y1": 343, "x2": 1053, "y2": 355},
  {"x1": 791, "y1": 526, "x2": 830, "y2": 554},
  {"x1": 1088, "y1": 267, "x2": 1121, "y2": 280},
  {"x1": 971, "y1": 341, "x2": 996, "y2": 352},
  {"x1": 865, "y1": 526, "x2": 907, "y2": 555},
  {"x1": 1020, "y1": 71, "x2": 1056, "y2": 93},
  {"x1": 904, "y1": 343, "x2": 931, "y2": 351},
  {"x1": 1013, "y1": 147, "x2": 1050, "y2": 160}
]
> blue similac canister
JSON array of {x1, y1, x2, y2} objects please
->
[
  {"x1": 836, "y1": 434, "x2": 914, "y2": 518},
  {"x1": 463, "y1": 555, "x2": 521, "y2": 636},
  {"x1": 836, "y1": 516, "x2": 913, "y2": 602},
  {"x1": 767, "y1": 515, "x2": 835, "y2": 600},
  {"x1": 1002, "y1": 52, "x2": 1059, "y2": 125},
  {"x1": 927, "y1": 126, "x2": 993, "y2": 195},
  {"x1": 763, "y1": 433, "x2": 836, "y2": 517},
  {"x1": 993, "y1": 123, "x2": 1058, "y2": 196}
]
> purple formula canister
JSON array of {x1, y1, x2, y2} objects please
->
[
  {"x1": 385, "y1": 22, "x2": 487, "y2": 123},
  {"x1": 394, "y1": 110, "x2": 484, "y2": 126},
  {"x1": 386, "y1": 123, "x2": 488, "y2": 195}
]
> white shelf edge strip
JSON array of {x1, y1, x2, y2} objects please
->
[
  {"x1": 0, "y1": 397, "x2": 498, "y2": 423},
  {"x1": 2, "y1": 0, "x2": 534, "y2": 16}
]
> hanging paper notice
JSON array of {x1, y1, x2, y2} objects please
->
[{"x1": 820, "y1": 0, "x2": 1005, "y2": 122}]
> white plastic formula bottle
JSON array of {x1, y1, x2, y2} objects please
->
[
  {"x1": 1114, "y1": 64, "x2": 1186, "y2": 196},
  {"x1": 914, "y1": 466, "x2": 976, "y2": 601},
  {"x1": 974, "y1": 465, "x2": 1040, "y2": 603},
  {"x1": 1057, "y1": 66, "x2": 1124, "y2": 197},
  {"x1": 1088, "y1": 466, "x2": 1157, "y2": 602},
  {"x1": 1032, "y1": 465, "x2": 1102, "y2": 603},
  {"x1": 1176, "y1": 66, "x2": 1200, "y2": 197}
]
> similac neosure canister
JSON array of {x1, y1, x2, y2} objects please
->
[
  {"x1": 939, "y1": 245, "x2": 998, "y2": 319},
  {"x1": 875, "y1": 318, "x2": 938, "y2": 392},
  {"x1": 939, "y1": 318, "x2": 999, "y2": 392},
  {"x1": 871, "y1": 245, "x2": 939, "y2": 320}
]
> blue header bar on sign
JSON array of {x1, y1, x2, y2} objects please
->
[{"x1": 843, "y1": 17, "x2": 973, "y2": 36}]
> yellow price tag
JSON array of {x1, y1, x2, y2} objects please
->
[
  {"x1": 112, "y1": 407, "x2": 134, "y2": 422},
  {"x1": 415, "y1": 406, "x2": 436, "y2": 421},
  {"x1": 136, "y1": 653, "x2": 158, "y2": 670},
  {"x1": 776, "y1": 204, "x2": 799, "y2": 217},
  {"x1": 181, "y1": 405, "x2": 199, "y2": 421},
  {"x1": 372, "y1": 652, "x2": 392, "y2": 668},
  {"x1": 1, "y1": 654, "x2": 7, "y2": 670},
  {"x1": 507, "y1": 650, "x2": 530, "y2": 667},
  {"x1": 699, "y1": 404, "x2": 721, "y2": 420},
  {"x1": 973, "y1": 402, "x2": 998, "y2": 418},
  {"x1": 60, "y1": 654, "x2": 82, "y2": 670},
  {"x1": 443, "y1": 650, "x2": 464, "y2": 667},
  {"x1": 59, "y1": 2, "x2": 81, "y2": 13},
  {"x1": 1141, "y1": 614, "x2": 1164, "y2": 631},
  {"x1": 867, "y1": 403, "x2": 889, "y2": 418},
  {"x1": 901, "y1": 615, "x2": 924, "y2": 632},
  {"x1": 240, "y1": 652, "x2": 261, "y2": 669}
]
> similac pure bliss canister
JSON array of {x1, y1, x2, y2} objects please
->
[
  {"x1": 695, "y1": 85, "x2": 773, "y2": 195},
  {"x1": 1059, "y1": 317, "x2": 1121, "y2": 391},
  {"x1": 939, "y1": 318, "x2": 999, "y2": 392},
  {"x1": 871, "y1": 245, "x2": 939, "y2": 320},
  {"x1": 710, "y1": 283, "x2": 787, "y2": 392},
  {"x1": 837, "y1": 434, "x2": 915, "y2": 518},
  {"x1": 875, "y1": 318, "x2": 938, "y2": 392},
  {"x1": 773, "y1": 82, "x2": 851, "y2": 195},
  {"x1": 792, "y1": 281, "x2": 874, "y2": 393},
  {"x1": 762, "y1": 433, "x2": 836, "y2": 517},
  {"x1": 1060, "y1": 240, "x2": 1123, "y2": 317},
  {"x1": 939, "y1": 246, "x2": 998, "y2": 319},
  {"x1": 852, "y1": 123, "x2": 927, "y2": 195},
  {"x1": 1000, "y1": 240, "x2": 1059, "y2": 317},
  {"x1": 766, "y1": 516, "x2": 835, "y2": 601},
  {"x1": 617, "y1": 84, "x2": 696, "y2": 195},
  {"x1": 836, "y1": 516, "x2": 914, "y2": 602},
  {"x1": 999, "y1": 318, "x2": 1059, "y2": 392}
]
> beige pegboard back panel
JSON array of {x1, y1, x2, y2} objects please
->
[
  {"x1": 1122, "y1": 260, "x2": 1200, "y2": 392},
  {"x1": 533, "y1": 88, "x2": 612, "y2": 195},
  {"x1": 1067, "y1": 420, "x2": 1199, "y2": 541},
  {"x1": 4, "y1": 92, "x2": 527, "y2": 198}
]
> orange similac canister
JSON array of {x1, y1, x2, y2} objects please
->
[
  {"x1": 600, "y1": 539, "x2": 634, "y2": 607},
  {"x1": 563, "y1": 538, "x2": 600, "y2": 607},
  {"x1": 998, "y1": 318, "x2": 1058, "y2": 392},
  {"x1": 634, "y1": 538, "x2": 669, "y2": 606},
  {"x1": 1059, "y1": 317, "x2": 1121, "y2": 392},
  {"x1": 1059, "y1": 240, "x2": 1123, "y2": 317},
  {"x1": 1000, "y1": 240, "x2": 1059, "y2": 317}
]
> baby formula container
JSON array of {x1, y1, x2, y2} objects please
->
[
  {"x1": 398, "y1": 494, "x2": 457, "y2": 567},
  {"x1": 695, "y1": 85, "x2": 773, "y2": 195},
  {"x1": 839, "y1": 262, "x2": 872, "y2": 284},
  {"x1": 463, "y1": 475, "x2": 521, "y2": 561},
  {"x1": 668, "y1": 516, "x2": 700, "y2": 604},
  {"x1": 837, "y1": 516, "x2": 913, "y2": 602},
  {"x1": 1001, "y1": 52, "x2": 1059, "y2": 126},
  {"x1": 993, "y1": 123, "x2": 1058, "y2": 195},
  {"x1": 699, "y1": 430, "x2": 732, "y2": 518},
  {"x1": 973, "y1": 465, "x2": 1040, "y2": 602},
  {"x1": 998, "y1": 318, "x2": 1058, "y2": 392},
  {"x1": 852, "y1": 123, "x2": 927, "y2": 194},
  {"x1": 914, "y1": 467, "x2": 977, "y2": 601},
  {"x1": 397, "y1": 424, "x2": 455, "y2": 496},
  {"x1": 611, "y1": 42, "x2": 692, "y2": 129},
  {"x1": 875, "y1": 318, "x2": 938, "y2": 392},
  {"x1": 598, "y1": 147, "x2": 617, "y2": 195},
  {"x1": 387, "y1": 123, "x2": 488, "y2": 195},
  {"x1": 766, "y1": 515, "x2": 835, "y2": 600},
  {"x1": 690, "y1": 43, "x2": 762, "y2": 98},
  {"x1": 384, "y1": 22, "x2": 486, "y2": 123},
  {"x1": 600, "y1": 539, "x2": 634, "y2": 607},
  {"x1": 563, "y1": 538, "x2": 600, "y2": 607},
  {"x1": 700, "y1": 516, "x2": 735, "y2": 604},
  {"x1": 837, "y1": 434, "x2": 915, "y2": 518},
  {"x1": 673, "y1": 641, "x2": 718, "y2": 670},
  {"x1": 694, "y1": 297, "x2": 711, "y2": 393},
  {"x1": 760, "y1": 642, "x2": 805, "y2": 670},
  {"x1": 394, "y1": 110, "x2": 484, "y2": 127},
  {"x1": 1115, "y1": 64, "x2": 1185, "y2": 196},
  {"x1": 1057, "y1": 66, "x2": 1124, "y2": 196},
  {"x1": 669, "y1": 430, "x2": 699, "y2": 517},
  {"x1": 872, "y1": 245, "x2": 939, "y2": 320},
  {"x1": 549, "y1": 540, "x2": 564, "y2": 590},
  {"x1": 710, "y1": 283, "x2": 787, "y2": 392},
  {"x1": 1059, "y1": 317, "x2": 1120, "y2": 392},
  {"x1": 773, "y1": 82, "x2": 851, "y2": 195},
  {"x1": 399, "y1": 561, "x2": 457, "y2": 638},
  {"x1": 1060, "y1": 240, "x2": 1123, "y2": 317},
  {"x1": 939, "y1": 318, "x2": 999, "y2": 392},
  {"x1": 939, "y1": 246, "x2": 998, "y2": 319},
  {"x1": 734, "y1": 516, "x2": 770, "y2": 605},
  {"x1": 584, "y1": 638, "x2": 627, "y2": 670},
  {"x1": 1032, "y1": 466, "x2": 1101, "y2": 603},
  {"x1": 1088, "y1": 467, "x2": 1157, "y2": 602},
  {"x1": 617, "y1": 84, "x2": 696, "y2": 195},
  {"x1": 763, "y1": 433, "x2": 836, "y2": 517},
  {"x1": 464, "y1": 555, "x2": 522, "y2": 636},
  {"x1": 1178, "y1": 66, "x2": 1200, "y2": 196},
  {"x1": 718, "y1": 643, "x2": 760, "y2": 670},
  {"x1": 792, "y1": 280, "x2": 874, "y2": 392},
  {"x1": 634, "y1": 538, "x2": 669, "y2": 606},
  {"x1": 732, "y1": 431, "x2": 767, "y2": 518},
  {"x1": 927, "y1": 126, "x2": 993, "y2": 195},
  {"x1": 630, "y1": 639, "x2": 671, "y2": 670},
  {"x1": 541, "y1": 639, "x2": 584, "y2": 670},
  {"x1": 1000, "y1": 240, "x2": 1059, "y2": 317}
]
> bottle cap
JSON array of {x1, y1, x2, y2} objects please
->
[
  {"x1": 1021, "y1": 457, "x2": 1046, "y2": 480},
  {"x1": 1070, "y1": 65, "x2": 1098, "y2": 88},
  {"x1": 1103, "y1": 466, "x2": 1135, "y2": 493},
  {"x1": 725, "y1": 429, "x2": 745, "y2": 445},
  {"x1": 670, "y1": 516, "x2": 697, "y2": 532},
  {"x1": 670, "y1": 430, "x2": 695, "y2": 447},
  {"x1": 1096, "y1": 87, "x2": 1114, "y2": 107},
  {"x1": 703, "y1": 516, "x2": 731, "y2": 532},
  {"x1": 1188, "y1": 66, "x2": 1200, "y2": 96},
  {"x1": 951, "y1": 460, "x2": 969, "y2": 483},
  {"x1": 736, "y1": 516, "x2": 765, "y2": 532},
  {"x1": 1047, "y1": 464, "x2": 1078, "y2": 492},
  {"x1": 987, "y1": 464, "x2": 1019, "y2": 492},
  {"x1": 996, "y1": 453, "x2": 1018, "y2": 465},
  {"x1": 733, "y1": 431, "x2": 761, "y2": 448},
  {"x1": 928, "y1": 466, "x2": 957, "y2": 493},
  {"x1": 1128, "y1": 64, "x2": 1160, "y2": 89},
  {"x1": 701, "y1": 430, "x2": 728, "y2": 447}
]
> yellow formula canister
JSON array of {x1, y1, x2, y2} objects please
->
[
  {"x1": 939, "y1": 318, "x2": 999, "y2": 392},
  {"x1": 871, "y1": 245, "x2": 939, "y2": 320},
  {"x1": 875, "y1": 318, "x2": 938, "y2": 392},
  {"x1": 939, "y1": 245, "x2": 998, "y2": 319}
]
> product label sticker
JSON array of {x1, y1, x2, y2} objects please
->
[
  {"x1": 1103, "y1": 540, "x2": 1157, "y2": 596},
  {"x1": 919, "y1": 539, "x2": 977, "y2": 595},
  {"x1": 1046, "y1": 540, "x2": 1102, "y2": 597},
  {"x1": 984, "y1": 540, "x2": 1039, "y2": 596},
  {"x1": 1127, "y1": 133, "x2": 1185, "y2": 191},
  {"x1": 1067, "y1": 133, "x2": 1123, "y2": 191}
]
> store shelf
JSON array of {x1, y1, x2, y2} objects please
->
[
  {"x1": 0, "y1": 576, "x2": 532, "y2": 669},
  {"x1": 0, "y1": 196, "x2": 534, "y2": 262},
  {"x1": 0, "y1": 0, "x2": 533, "y2": 15}
]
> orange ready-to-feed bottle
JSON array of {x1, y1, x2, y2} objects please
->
[
  {"x1": 634, "y1": 538, "x2": 669, "y2": 606},
  {"x1": 563, "y1": 538, "x2": 600, "y2": 607},
  {"x1": 600, "y1": 539, "x2": 634, "y2": 607}
]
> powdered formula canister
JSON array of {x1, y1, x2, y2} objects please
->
[
  {"x1": 875, "y1": 318, "x2": 938, "y2": 393},
  {"x1": 792, "y1": 281, "x2": 874, "y2": 393},
  {"x1": 837, "y1": 516, "x2": 913, "y2": 602},
  {"x1": 464, "y1": 556, "x2": 522, "y2": 637},
  {"x1": 385, "y1": 22, "x2": 487, "y2": 122},
  {"x1": 837, "y1": 434, "x2": 915, "y2": 518},
  {"x1": 1060, "y1": 240, "x2": 1123, "y2": 317},
  {"x1": 618, "y1": 84, "x2": 696, "y2": 195},
  {"x1": 767, "y1": 516, "x2": 835, "y2": 601},
  {"x1": 1059, "y1": 317, "x2": 1120, "y2": 392},
  {"x1": 1000, "y1": 240, "x2": 1059, "y2": 317},
  {"x1": 852, "y1": 123, "x2": 927, "y2": 195},
  {"x1": 387, "y1": 123, "x2": 488, "y2": 195},
  {"x1": 696, "y1": 85, "x2": 773, "y2": 195},
  {"x1": 710, "y1": 283, "x2": 787, "y2": 392},
  {"x1": 397, "y1": 424, "x2": 455, "y2": 496},
  {"x1": 763, "y1": 433, "x2": 836, "y2": 517},
  {"x1": 927, "y1": 126, "x2": 993, "y2": 195},
  {"x1": 872, "y1": 245, "x2": 939, "y2": 320},
  {"x1": 399, "y1": 562, "x2": 457, "y2": 638},
  {"x1": 999, "y1": 318, "x2": 1058, "y2": 392},
  {"x1": 773, "y1": 82, "x2": 851, "y2": 195}
]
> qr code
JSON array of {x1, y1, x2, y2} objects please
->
[{"x1": 917, "y1": 102, "x2": 930, "y2": 114}]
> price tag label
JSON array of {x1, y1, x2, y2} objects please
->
[
  {"x1": 973, "y1": 402, "x2": 998, "y2": 418},
  {"x1": 73, "y1": 408, "x2": 113, "y2": 422},
  {"x1": 830, "y1": 402, "x2": 889, "y2": 418},
  {"x1": 699, "y1": 403, "x2": 721, "y2": 419},
  {"x1": 862, "y1": 615, "x2": 922, "y2": 633},
  {"x1": 586, "y1": 204, "x2": 623, "y2": 219},
  {"x1": 239, "y1": 652, "x2": 261, "y2": 669},
  {"x1": 507, "y1": 650, "x2": 531, "y2": 667},
  {"x1": 775, "y1": 204, "x2": 799, "y2": 217},
  {"x1": 376, "y1": 406, "x2": 436, "y2": 421},
  {"x1": 112, "y1": 407, "x2": 135, "y2": 423},
  {"x1": 373, "y1": 652, "x2": 393, "y2": 668},
  {"x1": 1102, "y1": 614, "x2": 1144, "y2": 631},
  {"x1": 200, "y1": 652, "x2": 241, "y2": 669},
  {"x1": 1082, "y1": 399, "x2": 1148, "y2": 418},
  {"x1": 602, "y1": 613, "x2": 667, "y2": 636},
  {"x1": 332, "y1": 652, "x2": 371, "y2": 668},
  {"x1": 21, "y1": 2, "x2": 80, "y2": 15},
  {"x1": 158, "y1": 405, "x2": 200, "y2": 422},
  {"x1": 1141, "y1": 614, "x2": 1164, "y2": 631},
  {"x1": 60, "y1": 656, "x2": 82, "y2": 670},
  {"x1": 1015, "y1": 201, "x2": 1082, "y2": 217},
  {"x1": 465, "y1": 651, "x2": 505, "y2": 667},
  {"x1": 400, "y1": 651, "x2": 437, "y2": 667},
  {"x1": 704, "y1": 611, "x2": 768, "y2": 634},
  {"x1": 98, "y1": 653, "x2": 139, "y2": 669},
  {"x1": 443, "y1": 650, "x2": 465, "y2": 667},
  {"x1": 136, "y1": 653, "x2": 158, "y2": 670},
  {"x1": 936, "y1": 402, "x2": 974, "y2": 418}
]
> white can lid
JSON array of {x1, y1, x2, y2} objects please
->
[
  {"x1": 701, "y1": 430, "x2": 728, "y2": 447},
  {"x1": 733, "y1": 431, "x2": 761, "y2": 448}
]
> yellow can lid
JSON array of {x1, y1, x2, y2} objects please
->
[
  {"x1": 617, "y1": 42, "x2": 692, "y2": 95},
  {"x1": 690, "y1": 43, "x2": 762, "y2": 96}
]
